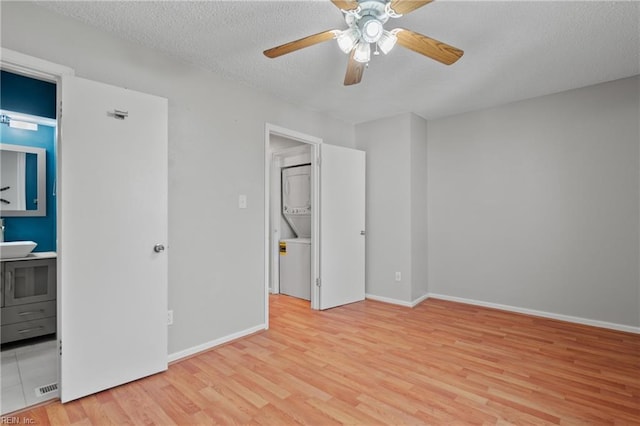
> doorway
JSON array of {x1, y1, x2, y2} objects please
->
[
  {"x1": 1, "y1": 48, "x2": 169, "y2": 408},
  {"x1": 264, "y1": 124, "x2": 367, "y2": 325},
  {"x1": 264, "y1": 124, "x2": 321, "y2": 325},
  {"x1": 0, "y1": 66, "x2": 62, "y2": 414}
]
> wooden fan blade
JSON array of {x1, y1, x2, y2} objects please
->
[
  {"x1": 264, "y1": 30, "x2": 337, "y2": 58},
  {"x1": 344, "y1": 50, "x2": 365, "y2": 86},
  {"x1": 330, "y1": 0, "x2": 359, "y2": 11},
  {"x1": 395, "y1": 28, "x2": 464, "y2": 65},
  {"x1": 389, "y1": 0, "x2": 434, "y2": 15}
]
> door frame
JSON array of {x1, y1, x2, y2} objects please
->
[
  {"x1": 264, "y1": 124, "x2": 322, "y2": 327},
  {"x1": 1, "y1": 48, "x2": 74, "y2": 405}
]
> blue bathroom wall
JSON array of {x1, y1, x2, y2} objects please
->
[
  {"x1": 1, "y1": 71, "x2": 56, "y2": 119},
  {"x1": 1, "y1": 71, "x2": 57, "y2": 252},
  {"x1": 25, "y1": 152, "x2": 38, "y2": 211}
]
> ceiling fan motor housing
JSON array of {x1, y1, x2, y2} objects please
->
[
  {"x1": 344, "y1": 0, "x2": 394, "y2": 62},
  {"x1": 345, "y1": 0, "x2": 391, "y2": 33}
]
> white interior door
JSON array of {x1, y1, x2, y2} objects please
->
[
  {"x1": 319, "y1": 144, "x2": 365, "y2": 310},
  {"x1": 59, "y1": 76, "x2": 168, "y2": 402}
]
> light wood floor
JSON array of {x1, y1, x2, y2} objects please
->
[{"x1": 13, "y1": 295, "x2": 640, "y2": 425}]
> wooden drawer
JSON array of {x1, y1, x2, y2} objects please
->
[
  {"x1": 1, "y1": 317, "x2": 56, "y2": 344},
  {"x1": 1, "y1": 300, "x2": 56, "y2": 325}
]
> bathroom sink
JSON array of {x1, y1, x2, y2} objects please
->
[{"x1": 0, "y1": 241, "x2": 38, "y2": 259}]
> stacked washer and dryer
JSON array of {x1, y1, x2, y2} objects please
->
[{"x1": 279, "y1": 165, "x2": 311, "y2": 300}]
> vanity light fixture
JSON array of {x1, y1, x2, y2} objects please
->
[
  {"x1": 9, "y1": 120, "x2": 38, "y2": 131},
  {"x1": 0, "y1": 114, "x2": 38, "y2": 131}
]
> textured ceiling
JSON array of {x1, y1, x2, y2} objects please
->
[{"x1": 36, "y1": 0, "x2": 640, "y2": 124}]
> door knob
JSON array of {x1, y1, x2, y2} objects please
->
[{"x1": 154, "y1": 244, "x2": 165, "y2": 253}]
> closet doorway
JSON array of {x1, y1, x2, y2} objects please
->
[{"x1": 264, "y1": 124, "x2": 366, "y2": 326}]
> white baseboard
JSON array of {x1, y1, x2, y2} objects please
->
[
  {"x1": 366, "y1": 292, "x2": 429, "y2": 308},
  {"x1": 169, "y1": 294, "x2": 638, "y2": 364},
  {"x1": 428, "y1": 293, "x2": 640, "y2": 334},
  {"x1": 411, "y1": 293, "x2": 430, "y2": 307},
  {"x1": 168, "y1": 324, "x2": 266, "y2": 363}
]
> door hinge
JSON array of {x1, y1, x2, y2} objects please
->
[
  {"x1": 59, "y1": 340, "x2": 62, "y2": 357},
  {"x1": 316, "y1": 278, "x2": 321, "y2": 287},
  {"x1": 316, "y1": 156, "x2": 321, "y2": 167}
]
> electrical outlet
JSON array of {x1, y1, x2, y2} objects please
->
[
  {"x1": 238, "y1": 194, "x2": 247, "y2": 209},
  {"x1": 395, "y1": 272, "x2": 401, "y2": 282},
  {"x1": 167, "y1": 310, "x2": 174, "y2": 325}
]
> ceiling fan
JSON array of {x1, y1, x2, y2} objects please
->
[{"x1": 263, "y1": 0, "x2": 464, "y2": 86}]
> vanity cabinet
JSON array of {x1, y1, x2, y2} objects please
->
[{"x1": 1, "y1": 257, "x2": 56, "y2": 344}]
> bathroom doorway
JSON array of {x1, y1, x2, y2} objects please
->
[
  {"x1": 0, "y1": 70, "x2": 60, "y2": 413},
  {"x1": 1, "y1": 47, "x2": 169, "y2": 409}
]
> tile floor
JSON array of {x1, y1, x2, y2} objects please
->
[{"x1": 1, "y1": 338, "x2": 58, "y2": 414}]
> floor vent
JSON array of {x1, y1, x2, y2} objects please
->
[{"x1": 35, "y1": 383, "x2": 58, "y2": 397}]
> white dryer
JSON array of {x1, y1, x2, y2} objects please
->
[{"x1": 282, "y1": 164, "x2": 311, "y2": 238}]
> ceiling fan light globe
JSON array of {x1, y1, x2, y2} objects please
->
[
  {"x1": 337, "y1": 27, "x2": 360, "y2": 53},
  {"x1": 377, "y1": 30, "x2": 397, "y2": 54},
  {"x1": 361, "y1": 18, "x2": 384, "y2": 43},
  {"x1": 353, "y1": 42, "x2": 371, "y2": 63}
]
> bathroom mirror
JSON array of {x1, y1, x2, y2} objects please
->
[{"x1": 0, "y1": 143, "x2": 47, "y2": 216}]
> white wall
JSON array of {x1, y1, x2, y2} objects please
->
[
  {"x1": 427, "y1": 76, "x2": 640, "y2": 327},
  {"x1": 1, "y1": 2, "x2": 355, "y2": 355}
]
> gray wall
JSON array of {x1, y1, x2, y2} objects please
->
[
  {"x1": 427, "y1": 76, "x2": 640, "y2": 327},
  {"x1": 355, "y1": 113, "x2": 429, "y2": 304},
  {"x1": 356, "y1": 114, "x2": 412, "y2": 302},
  {"x1": 410, "y1": 115, "x2": 429, "y2": 301},
  {"x1": 1, "y1": 2, "x2": 355, "y2": 355}
]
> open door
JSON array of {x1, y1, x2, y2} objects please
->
[
  {"x1": 318, "y1": 144, "x2": 365, "y2": 310},
  {"x1": 59, "y1": 76, "x2": 168, "y2": 402}
]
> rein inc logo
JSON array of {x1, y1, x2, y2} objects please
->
[{"x1": 0, "y1": 417, "x2": 35, "y2": 425}]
